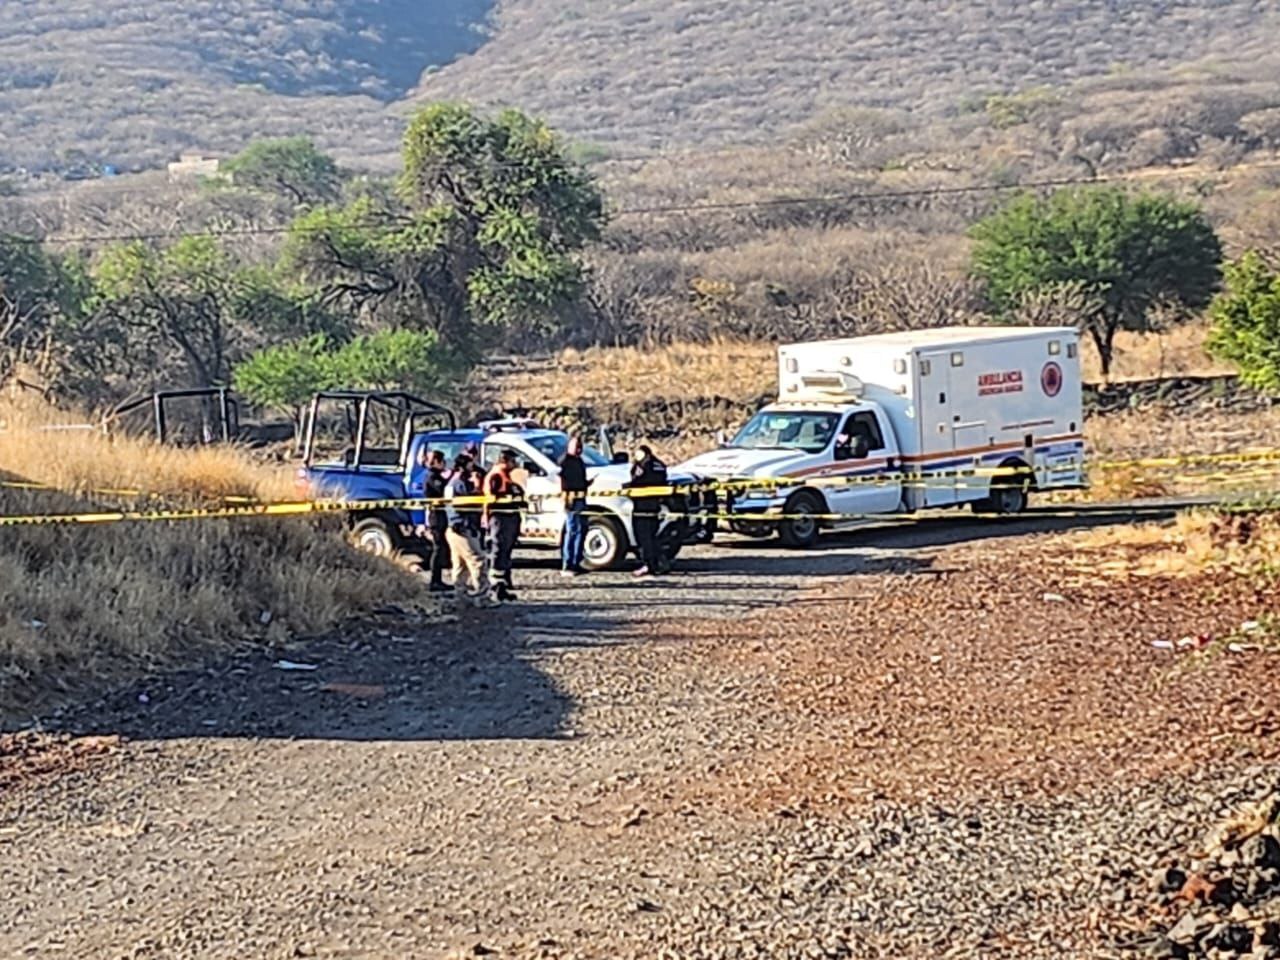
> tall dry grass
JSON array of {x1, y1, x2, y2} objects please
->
[
  {"x1": 486, "y1": 326, "x2": 1239, "y2": 412},
  {"x1": 0, "y1": 399, "x2": 422, "y2": 716},
  {"x1": 0, "y1": 396, "x2": 296, "y2": 504}
]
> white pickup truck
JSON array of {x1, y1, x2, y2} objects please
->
[{"x1": 677, "y1": 326, "x2": 1086, "y2": 547}]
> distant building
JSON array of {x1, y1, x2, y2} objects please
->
[{"x1": 167, "y1": 152, "x2": 220, "y2": 182}]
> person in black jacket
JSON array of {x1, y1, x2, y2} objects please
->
[
  {"x1": 423, "y1": 449, "x2": 450, "y2": 592},
  {"x1": 626, "y1": 445, "x2": 667, "y2": 577}
]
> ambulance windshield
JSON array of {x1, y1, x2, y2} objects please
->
[{"x1": 731, "y1": 411, "x2": 840, "y2": 454}]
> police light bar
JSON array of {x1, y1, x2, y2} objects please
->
[{"x1": 479, "y1": 417, "x2": 542, "y2": 432}]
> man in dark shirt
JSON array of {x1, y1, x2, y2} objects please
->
[
  {"x1": 559, "y1": 435, "x2": 592, "y2": 576},
  {"x1": 422, "y1": 449, "x2": 450, "y2": 592},
  {"x1": 626, "y1": 445, "x2": 668, "y2": 577}
]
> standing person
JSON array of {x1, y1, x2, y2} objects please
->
[
  {"x1": 484, "y1": 449, "x2": 525, "y2": 602},
  {"x1": 559, "y1": 435, "x2": 592, "y2": 576},
  {"x1": 626, "y1": 444, "x2": 668, "y2": 578},
  {"x1": 444, "y1": 456, "x2": 492, "y2": 607},
  {"x1": 423, "y1": 449, "x2": 451, "y2": 593}
]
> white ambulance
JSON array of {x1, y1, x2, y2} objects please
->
[{"x1": 677, "y1": 326, "x2": 1086, "y2": 547}]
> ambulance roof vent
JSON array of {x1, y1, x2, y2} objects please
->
[{"x1": 794, "y1": 371, "x2": 864, "y2": 398}]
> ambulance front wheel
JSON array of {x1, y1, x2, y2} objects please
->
[{"x1": 779, "y1": 491, "x2": 823, "y2": 549}]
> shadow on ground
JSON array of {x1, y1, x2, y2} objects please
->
[
  {"x1": 712, "y1": 501, "x2": 1191, "y2": 564},
  {"x1": 25, "y1": 499, "x2": 1196, "y2": 744},
  {"x1": 43, "y1": 606, "x2": 585, "y2": 744}
]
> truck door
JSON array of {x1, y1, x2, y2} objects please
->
[
  {"x1": 479, "y1": 438, "x2": 562, "y2": 541},
  {"x1": 825, "y1": 408, "x2": 902, "y2": 517}
]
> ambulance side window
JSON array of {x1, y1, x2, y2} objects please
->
[
  {"x1": 835, "y1": 411, "x2": 885, "y2": 459},
  {"x1": 846, "y1": 412, "x2": 885, "y2": 450}
]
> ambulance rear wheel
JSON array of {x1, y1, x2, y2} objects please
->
[
  {"x1": 981, "y1": 465, "x2": 1031, "y2": 515},
  {"x1": 779, "y1": 491, "x2": 822, "y2": 549}
]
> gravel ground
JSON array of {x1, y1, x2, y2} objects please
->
[{"x1": 1, "y1": 504, "x2": 1276, "y2": 959}]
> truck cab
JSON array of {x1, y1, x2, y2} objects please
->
[{"x1": 679, "y1": 399, "x2": 903, "y2": 548}]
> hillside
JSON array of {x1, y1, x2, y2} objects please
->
[
  {"x1": 4, "y1": 0, "x2": 1280, "y2": 175},
  {"x1": 0, "y1": 0, "x2": 492, "y2": 172},
  {"x1": 420, "y1": 0, "x2": 1280, "y2": 150}
]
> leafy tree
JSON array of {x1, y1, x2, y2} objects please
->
[
  {"x1": 1206, "y1": 252, "x2": 1280, "y2": 393},
  {"x1": 970, "y1": 188, "x2": 1223, "y2": 375},
  {"x1": 284, "y1": 103, "x2": 606, "y2": 357},
  {"x1": 232, "y1": 334, "x2": 335, "y2": 426},
  {"x1": 217, "y1": 137, "x2": 342, "y2": 206},
  {"x1": 0, "y1": 234, "x2": 82, "y2": 383},
  {"x1": 233, "y1": 329, "x2": 455, "y2": 424},
  {"x1": 90, "y1": 236, "x2": 327, "y2": 389},
  {"x1": 334, "y1": 328, "x2": 454, "y2": 392}
]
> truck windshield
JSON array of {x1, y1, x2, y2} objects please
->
[
  {"x1": 524, "y1": 433, "x2": 610, "y2": 468},
  {"x1": 731, "y1": 411, "x2": 839, "y2": 454}
]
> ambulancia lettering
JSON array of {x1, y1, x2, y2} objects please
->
[{"x1": 977, "y1": 370, "x2": 1024, "y2": 396}]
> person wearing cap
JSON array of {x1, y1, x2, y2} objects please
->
[
  {"x1": 484, "y1": 449, "x2": 526, "y2": 601},
  {"x1": 559, "y1": 435, "x2": 592, "y2": 576},
  {"x1": 625, "y1": 444, "x2": 668, "y2": 577},
  {"x1": 444, "y1": 454, "x2": 493, "y2": 607}
]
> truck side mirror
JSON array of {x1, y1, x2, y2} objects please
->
[
  {"x1": 715, "y1": 430, "x2": 728, "y2": 448},
  {"x1": 853, "y1": 435, "x2": 870, "y2": 459},
  {"x1": 612, "y1": 451, "x2": 630, "y2": 465}
]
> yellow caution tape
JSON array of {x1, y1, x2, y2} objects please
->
[{"x1": 0, "y1": 447, "x2": 1276, "y2": 528}]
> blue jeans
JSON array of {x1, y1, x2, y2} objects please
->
[{"x1": 562, "y1": 501, "x2": 587, "y2": 570}]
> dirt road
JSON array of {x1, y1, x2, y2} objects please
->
[{"x1": 2, "y1": 506, "x2": 1277, "y2": 959}]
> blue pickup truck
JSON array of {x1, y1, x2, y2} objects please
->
[{"x1": 298, "y1": 390, "x2": 712, "y2": 571}]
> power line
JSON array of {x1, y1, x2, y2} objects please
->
[
  {"x1": 612, "y1": 158, "x2": 1280, "y2": 217},
  {"x1": 8, "y1": 158, "x2": 1275, "y2": 247}
]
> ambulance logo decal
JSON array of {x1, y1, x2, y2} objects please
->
[{"x1": 1041, "y1": 361, "x2": 1063, "y2": 397}]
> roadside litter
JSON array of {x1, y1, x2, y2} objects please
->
[{"x1": 273, "y1": 660, "x2": 318, "y2": 672}]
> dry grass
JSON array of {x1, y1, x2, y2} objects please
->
[
  {"x1": 486, "y1": 339, "x2": 773, "y2": 410},
  {"x1": 0, "y1": 398, "x2": 422, "y2": 716},
  {"x1": 0, "y1": 396, "x2": 296, "y2": 504},
  {"x1": 1061, "y1": 510, "x2": 1280, "y2": 580},
  {"x1": 1079, "y1": 319, "x2": 1234, "y2": 382},
  {"x1": 487, "y1": 326, "x2": 1241, "y2": 410}
]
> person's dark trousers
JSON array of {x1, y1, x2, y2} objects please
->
[
  {"x1": 487, "y1": 514, "x2": 521, "y2": 595},
  {"x1": 428, "y1": 524, "x2": 450, "y2": 587},
  {"x1": 633, "y1": 511, "x2": 660, "y2": 569},
  {"x1": 562, "y1": 501, "x2": 587, "y2": 571}
]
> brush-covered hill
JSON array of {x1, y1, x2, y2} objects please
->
[
  {"x1": 4, "y1": 0, "x2": 1280, "y2": 176},
  {"x1": 0, "y1": 0, "x2": 491, "y2": 172},
  {"x1": 419, "y1": 0, "x2": 1280, "y2": 150}
]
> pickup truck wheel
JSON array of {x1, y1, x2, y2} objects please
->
[
  {"x1": 779, "y1": 491, "x2": 822, "y2": 549},
  {"x1": 350, "y1": 517, "x2": 396, "y2": 558},
  {"x1": 582, "y1": 514, "x2": 626, "y2": 571}
]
